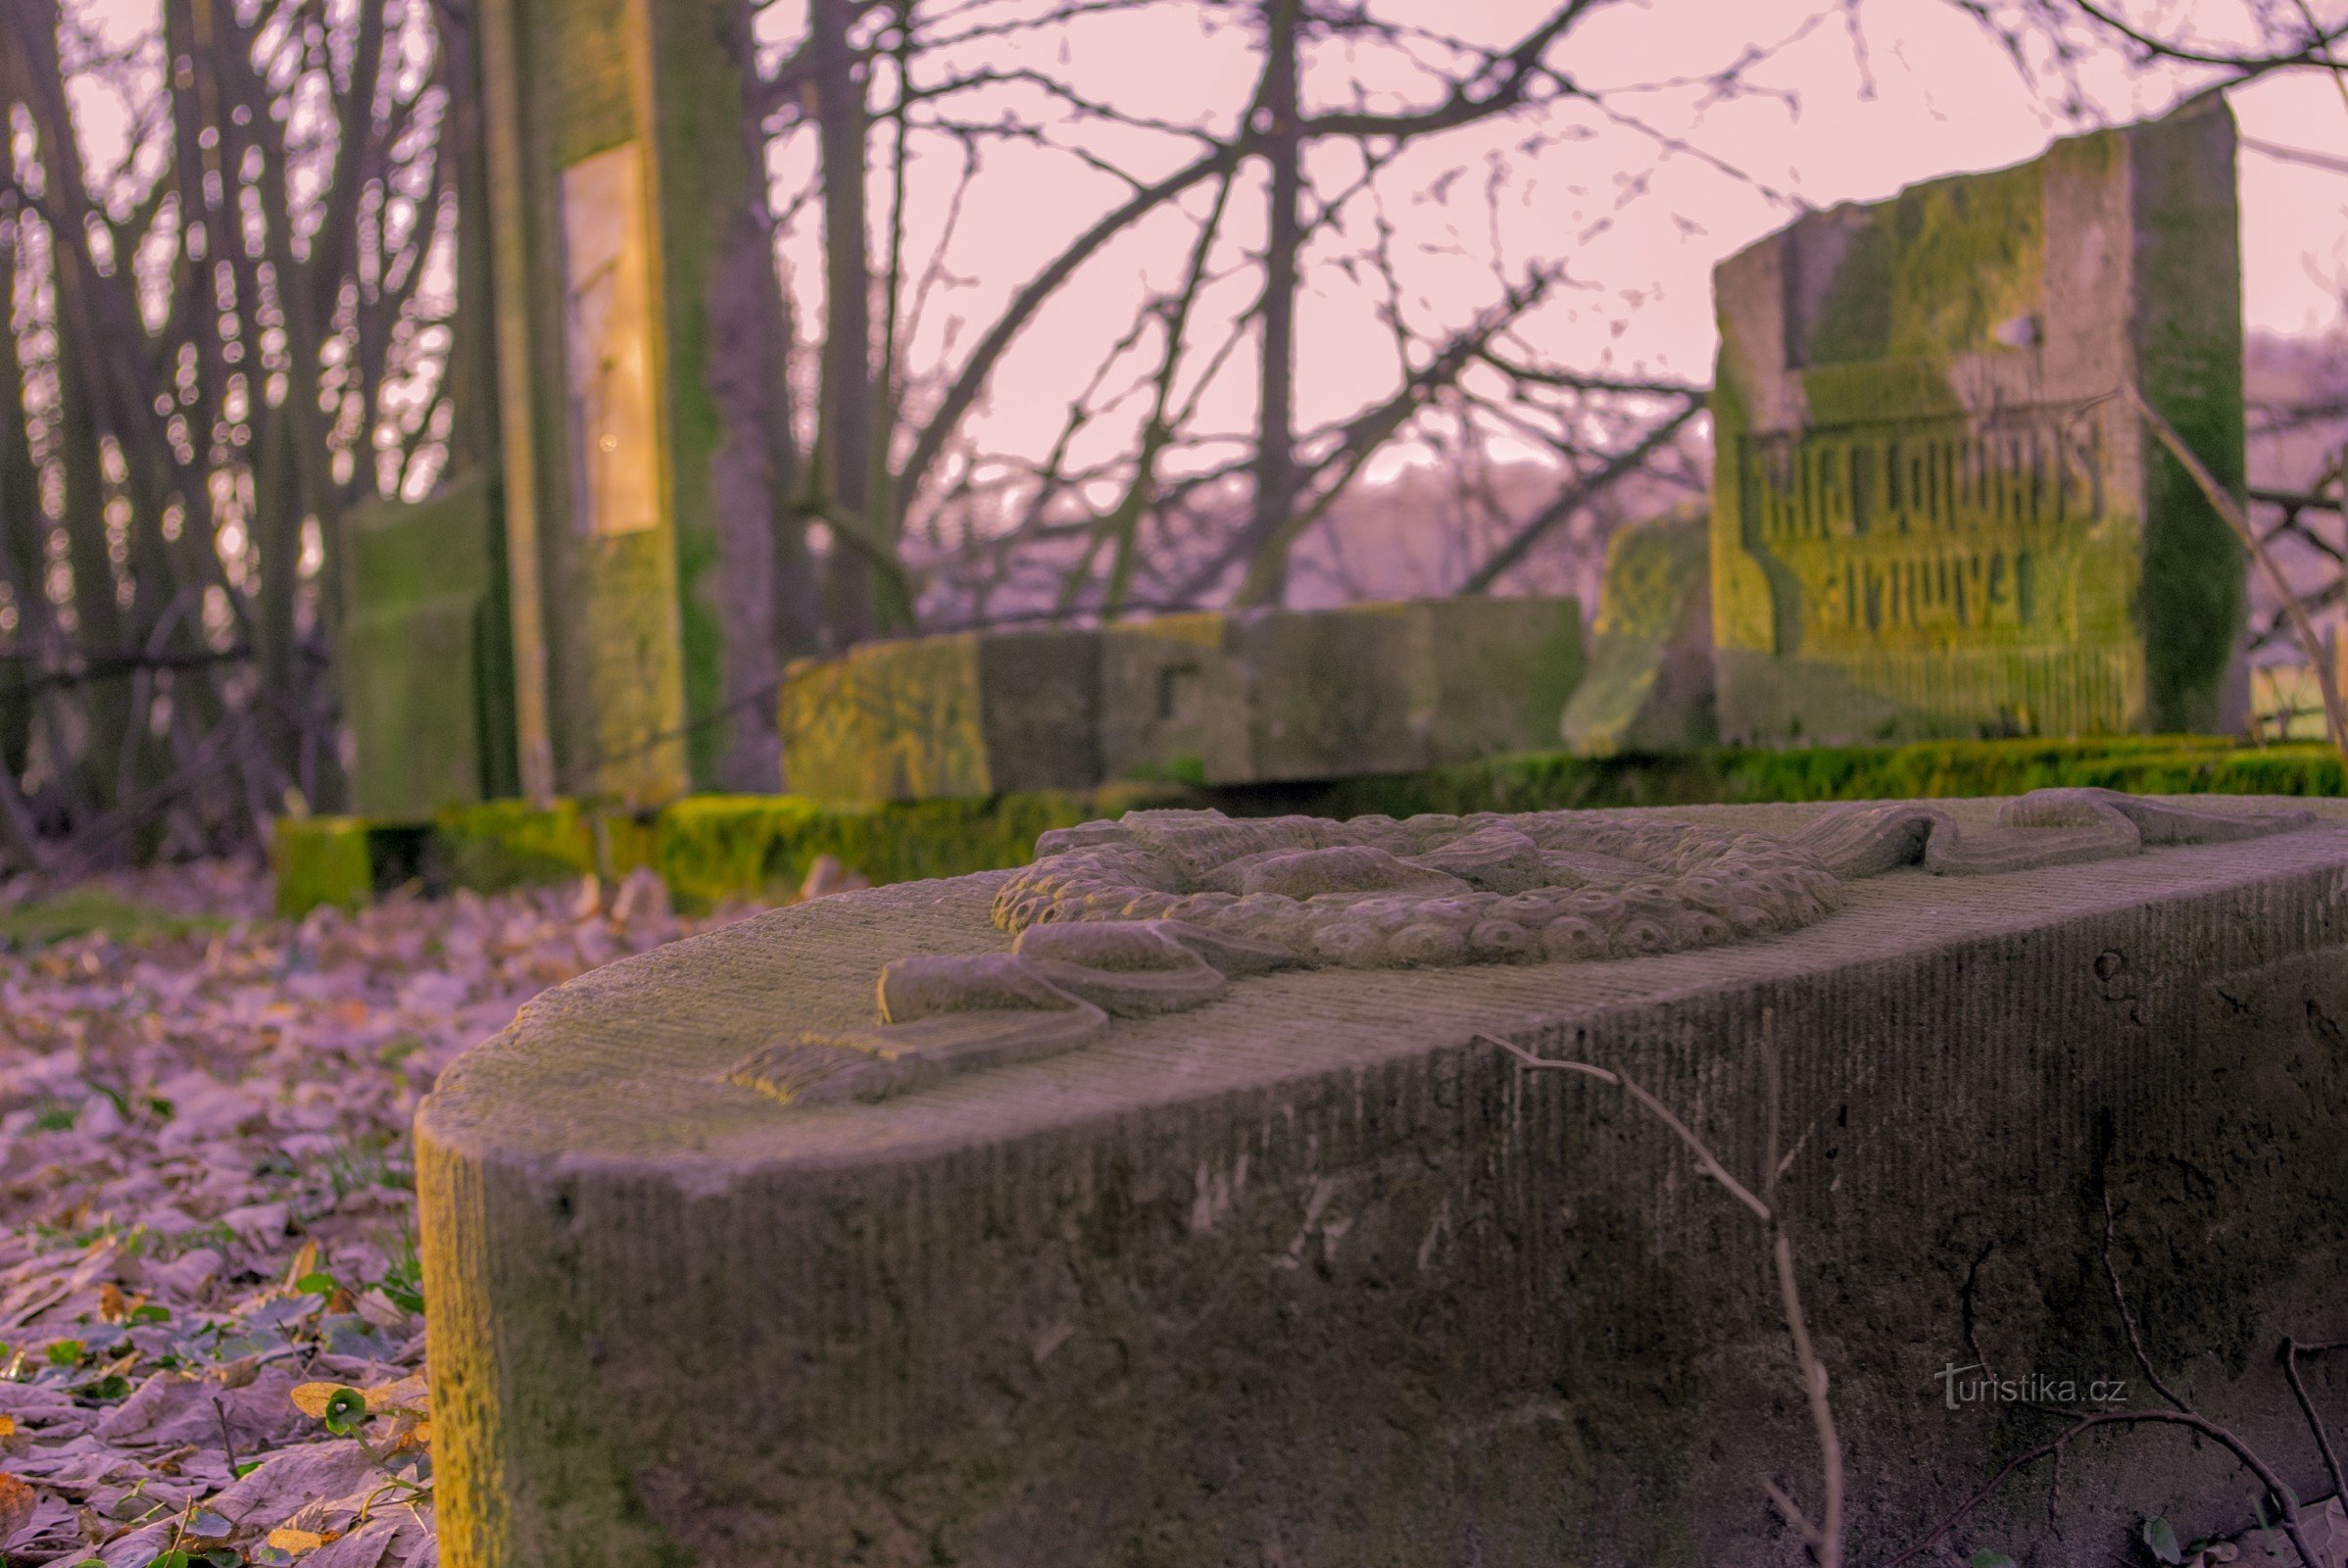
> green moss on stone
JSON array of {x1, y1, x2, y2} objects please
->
[
  {"x1": 541, "y1": 0, "x2": 637, "y2": 168},
  {"x1": 647, "y1": 0, "x2": 753, "y2": 791},
  {"x1": 272, "y1": 817, "x2": 378, "y2": 917},
  {"x1": 654, "y1": 783, "x2": 1190, "y2": 908},
  {"x1": 429, "y1": 800, "x2": 603, "y2": 892},
  {"x1": 1795, "y1": 358, "x2": 1964, "y2": 428},
  {"x1": 1594, "y1": 512, "x2": 1707, "y2": 643},
  {"x1": 275, "y1": 735, "x2": 2340, "y2": 914},
  {"x1": 1564, "y1": 509, "x2": 1714, "y2": 758},
  {"x1": 1799, "y1": 157, "x2": 2043, "y2": 369},
  {"x1": 1887, "y1": 158, "x2": 2045, "y2": 360},
  {"x1": 778, "y1": 637, "x2": 997, "y2": 802},
  {"x1": 1306, "y1": 735, "x2": 2329, "y2": 819},
  {"x1": 2129, "y1": 95, "x2": 2247, "y2": 734}
]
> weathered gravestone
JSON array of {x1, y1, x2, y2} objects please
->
[
  {"x1": 778, "y1": 595, "x2": 1586, "y2": 801},
  {"x1": 1394, "y1": 595, "x2": 1589, "y2": 769},
  {"x1": 1710, "y1": 93, "x2": 2245, "y2": 745},
  {"x1": 332, "y1": 0, "x2": 800, "y2": 808},
  {"x1": 1561, "y1": 504, "x2": 1717, "y2": 756},
  {"x1": 337, "y1": 476, "x2": 519, "y2": 814},
  {"x1": 420, "y1": 789, "x2": 2348, "y2": 1567}
]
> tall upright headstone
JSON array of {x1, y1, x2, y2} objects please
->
[
  {"x1": 1709, "y1": 93, "x2": 2245, "y2": 745},
  {"x1": 472, "y1": 0, "x2": 782, "y2": 804},
  {"x1": 337, "y1": 476, "x2": 518, "y2": 814}
]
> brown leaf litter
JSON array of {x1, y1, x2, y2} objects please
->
[{"x1": 0, "y1": 861, "x2": 776, "y2": 1566}]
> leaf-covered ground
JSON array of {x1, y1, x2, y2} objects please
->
[{"x1": 0, "y1": 862, "x2": 773, "y2": 1568}]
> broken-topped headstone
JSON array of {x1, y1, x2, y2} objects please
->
[
  {"x1": 419, "y1": 789, "x2": 2348, "y2": 1567},
  {"x1": 779, "y1": 595, "x2": 1585, "y2": 801},
  {"x1": 1710, "y1": 92, "x2": 2245, "y2": 745},
  {"x1": 1561, "y1": 504, "x2": 1717, "y2": 756}
]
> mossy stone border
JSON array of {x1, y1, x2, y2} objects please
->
[{"x1": 271, "y1": 737, "x2": 2344, "y2": 917}]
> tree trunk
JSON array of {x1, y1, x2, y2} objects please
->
[
  {"x1": 440, "y1": 0, "x2": 502, "y2": 481},
  {"x1": 1239, "y1": 0, "x2": 1303, "y2": 609},
  {"x1": 0, "y1": 209, "x2": 60, "y2": 865},
  {"x1": 809, "y1": 0, "x2": 879, "y2": 647}
]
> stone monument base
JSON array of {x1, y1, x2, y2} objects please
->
[{"x1": 419, "y1": 795, "x2": 2348, "y2": 1567}]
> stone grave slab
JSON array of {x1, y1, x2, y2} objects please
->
[
  {"x1": 419, "y1": 789, "x2": 2348, "y2": 1567},
  {"x1": 777, "y1": 628, "x2": 1101, "y2": 801},
  {"x1": 1097, "y1": 612, "x2": 1252, "y2": 785},
  {"x1": 1562, "y1": 505, "x2": 1716, "y2": 756},
  {"x1": 1710, "y1": 93, "x2": 2244, "y2": 744},
  {"x1": 1408, "y1": 594, "x2": 1587, "y2": 764},
  {"x1": 1227, "y1": 601, "x2": 1428, "y2": 780},
  {"x1": 784, "y1": 596, "x2": 1584, "y2": 802},
  {"x1": 337, "y1": 474, "x2": 515, "y2": 813}
]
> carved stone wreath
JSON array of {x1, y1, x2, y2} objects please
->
[{"x1": 730, "y1": 789, "x2": 2314, "y2": 1107}]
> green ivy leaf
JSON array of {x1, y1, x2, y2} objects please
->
[
  {"x1": 1971, "y1": 1552, "x2": 2017, "y2": 1568},
  {"x1": 293, "y1": 1272, "x2": 339, "y2": 1298},
  {"x1": 321, "y1": 1385, "x2": 368, "y2": 1436},
  {"x1": 2139, "y1": 1515, "x2": 2182, "y2": 1565}
]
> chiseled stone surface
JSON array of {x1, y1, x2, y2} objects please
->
[
  {"x1": 1710, "y1": 93, "x2": 2244, "y2": 744},
  {"x1": 419, "y1": 795, "x2": 2348, "y2": 1568}
]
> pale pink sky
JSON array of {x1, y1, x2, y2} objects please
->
[
  {"x1": 56, "y1": 1, "x2": 2348, "y2": 480},
  {"x1": 749, "y1": 0, "x2": 2348, "y2": 479}
]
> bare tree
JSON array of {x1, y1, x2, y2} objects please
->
[
  {"x1": 0, "y1": 0, "x2": 477, "y2": 870},
  {"x1": 747, "y1": 0, "x2": 1736, "y2": 641}
]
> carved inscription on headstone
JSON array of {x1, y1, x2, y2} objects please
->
[{"x1": 1733, "y1": 405, "x2": 2104, "y2": 647}]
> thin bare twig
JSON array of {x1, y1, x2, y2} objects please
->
[
  {"x1": 1883, "y1": 1406, "x2": 2325, "y2": 1568},
  {"x1": 2281, "y1": 1337, "x2": 2348, "y2": 1513},
  {"x1": 1478, "y1": 1033, "x2": 1770, "y2": 1222},
  {"x1": 1481, "y1": 1024, "x2": 1842, "y2": 1568},
  {"x1": 2102, "y1": 1191, "x2": 2188, "y2": 1414}
]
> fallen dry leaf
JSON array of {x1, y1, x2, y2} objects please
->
[
  {"x1": 0, "y1": 1472, "x2": 33, "y2": 1541},
  {"x1": 289, "y1": 1383, "x2": 349, "y2": 1421},
  {"x1": 270, "y1": 1523, "x2": 336, "y2": 1551}
]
